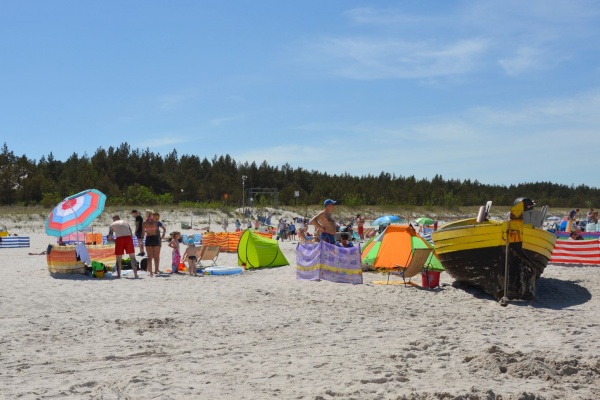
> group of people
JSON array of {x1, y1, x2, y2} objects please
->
[
  {"x1": 566, "y1": 207, "x2": 599, "y2": 239},
  {"x1": 109, "y1": 209, "x2": 219, "y2": 278},
  {"x1": 106, "y1": 200, "x2": 364, "y2": 277},
  {"x1": 277, "y1": 218, "x2": 298, "y2": 241},
  {"x1": 107, "y1": 209, "x2": 166, "y2": 278}
]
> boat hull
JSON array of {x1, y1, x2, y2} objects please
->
[{"x1": 432, "y1": 219, "x2": 556, "y2": 300}]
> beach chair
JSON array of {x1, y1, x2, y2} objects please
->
[
  {"x1": 297, "y1": 228, "x2": 316, "y2": 244},
  {"x1": 387, "y1": 248, "x2": 434, "y2": 286},
  {"x1": 195, "y1": 245, "x2": 221, "y2": 268}
]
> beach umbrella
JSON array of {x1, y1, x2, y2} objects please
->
[
  {"x1": 415, "y1": 217, "x2": 434, "y2": 226},
  {"x1": 371, "y1": 215, "x2": 403, "y2": 226},
  {"x1": 45, "y1": 189, "x2": 107, "y2": 237}
]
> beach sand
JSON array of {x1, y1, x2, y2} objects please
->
[{"x1": 1, "y1": 213, "x2": 600, "y2": 399}]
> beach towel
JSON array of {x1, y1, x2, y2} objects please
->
[{"x1": 75, "y1": 243, "x2": 91, "y2": 265}]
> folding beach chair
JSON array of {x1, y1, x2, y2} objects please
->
[
  {"x1": 195, "y1": 245, "x2": 221, "y2": 268},
  {"x1": 387, "y1": 248, "x2": 434, "y2": 286},
  {"x1": 297, "y1": 228, "x2": 316, "y2": 244}
]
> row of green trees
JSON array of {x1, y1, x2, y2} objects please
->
[{"x1": 1, "y1": 142, "x2": 598, "y2": 208}]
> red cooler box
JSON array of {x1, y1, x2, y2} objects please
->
[{"x1": 421, "y1": 270, "x2": 440, "y2": 288}]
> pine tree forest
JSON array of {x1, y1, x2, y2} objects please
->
[{"x1": 1, "y1": 142, "x2": 598, "y2": 209}]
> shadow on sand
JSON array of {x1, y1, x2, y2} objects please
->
[
  {"x1": 452, "y1": 277, "x2": 592, "y2": 310},
  {"x1": 531, "y1": 277, "x2": 592, "y2": 309}
]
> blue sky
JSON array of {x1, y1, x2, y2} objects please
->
[{"x1": 2, "y1": 1, "x2": 600, "y2": 187}]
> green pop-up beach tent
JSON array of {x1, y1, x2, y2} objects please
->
[{"x1": 237, "y1": 230, "x2": 289, "y2": 269}]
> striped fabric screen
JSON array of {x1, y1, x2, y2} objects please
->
[
  {"x1": 550, "y1": 239, "x2": 600, "y2": 265},
  {"x1": 0, "y1": 236, "x2": 30, "y2": 248}
]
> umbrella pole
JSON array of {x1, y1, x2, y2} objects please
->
[{"x1": 67, "y1": 203, "x2": 81, "y2": 243}]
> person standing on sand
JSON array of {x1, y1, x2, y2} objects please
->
[
  {"x1": 310, "y1": 199, "x2": 337, "y2": 244},
  {"x1": 131, "y1": 210, "x2": 145, "y2": 256},
  {"x1": 182, "y1": 238, "x2": 199, "y2": 276},
  {"x1": 168, "y1": 231, "x2": 182, "y2": 274},
  {"x1": 152, "y1": 212, "x2": 167, "y2": 243},
  {"x1": 108, "y1": 215, "x2": 138, "y2": 278},
  {"x1": 356, "y1": 214, "x2": 365, "y2": 241},
  {"x1": 142, "y1": 210, "x2": 161, "y2": 276}
]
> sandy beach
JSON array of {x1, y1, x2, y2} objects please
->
[{"x1": 1, "y1": 211, "x2": 600, "y2": 399}]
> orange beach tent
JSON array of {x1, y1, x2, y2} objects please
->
[{"x1": 361, "y1": 225, "x2": 444, "y2": 271}]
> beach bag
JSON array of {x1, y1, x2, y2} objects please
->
[
  {"x1": 140, "y1": 257, "x2": 148, "y2": 271},
  {"x1": 121, "y1": 257, "x2": 132, "y2": 270}
]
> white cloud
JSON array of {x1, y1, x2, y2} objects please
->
[
  {"x1": 343, "y1": 7, "x2": 428, "y2": 26},
  {"x1": 209, "y1": 114, "x2": 245, "y2": 127},
  {"x1": 156, "y1": 91, "x2": 196, "y2": 111},
  {"x1": 141, "y1": 136, "x2": 189, "y2": 148},
  {"x1": 313, "y1": 37, "x2": 487, "y2": 80},
  {"x1": 297, "y1": 2, "x2": 600, "y2": 81},
  {"x1": 242, "y1": 89, "x2": 600, "y2": 185}
]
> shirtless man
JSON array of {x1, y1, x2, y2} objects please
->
[
  {"x1": 108, "y1": 215, "x2": 138, "y2": 278},
  {"x1": 356, "y1": 214, "x2": 366, "y2": 240},
  {"x1": 310, "y1": 199, "x2": 337, "y2": 244}
]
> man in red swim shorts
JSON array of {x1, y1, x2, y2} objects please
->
[
  {"x1": 108, "y1": 215, "x2": 138, "y2": 278},
  {"x1": 356, "y1": 214, "x2": 365, "y2": 241}
]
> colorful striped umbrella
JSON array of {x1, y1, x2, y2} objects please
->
[{"x1": 45, "y1": 189, "x2": 107, "y2": 237}]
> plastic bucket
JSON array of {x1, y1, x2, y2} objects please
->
[
  {"x1": 421, "y1": 271, "x2": 440, "y2": 288},
  {"x1": 95, "y1": 270, "x2": 104, "y2": 278}
]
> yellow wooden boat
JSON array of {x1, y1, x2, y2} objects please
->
[{"x1": 432, "y1": 198, "x2": 557, "y2": 300}]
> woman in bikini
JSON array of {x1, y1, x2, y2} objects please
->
[{"x1": 142, "y1": 210, "x2": 162, "y2": 276}]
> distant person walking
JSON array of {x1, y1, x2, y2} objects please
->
[
  {"x1": 310, "y1": 199, "x2": 337, "y2": 244},
  {"x1": 108, "y1": 215, "x2": 138, "y2": 278},
  {"x1": 278, "y1": 218, "x2": 287, "y2": 241}
]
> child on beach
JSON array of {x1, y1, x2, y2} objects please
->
[
  {"x1": 168, "y1": 231, "x2": 181, "y2": 273},
  {"x1": 182, "y1": 237, "x2": 198, "y2": 276}
]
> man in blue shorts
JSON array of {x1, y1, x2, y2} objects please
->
[{"x1": 310, "y1": 199, "x2": 338, "y2": 244}]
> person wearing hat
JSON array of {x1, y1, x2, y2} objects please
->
[{"x1": 310, "y1": 199, "x2": 338, "y2": 244}]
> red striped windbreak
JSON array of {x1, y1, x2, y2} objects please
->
[{"x1": 550, "y1": 239, "x2": 600, "y2": 265}]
